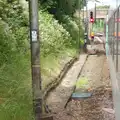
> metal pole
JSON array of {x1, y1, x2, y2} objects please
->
[
  {"x1": 83, "y1": 6, "x2": 84, "y2": 23},
  {"x1": 29, "y1": 0, "x2": 42, "y2": 120},
  {"x1": 85, "y1": 0, "x2": 88, "y2": 43},
  {"x1": 116, "y1": 0, "x2": 118, "y2": 8},
  {"x1": 113, "y1": 14, "x2": 115, "y2": 60},
  {"x1": 106, "y1": 15, "x2": 109, "y2": 56},
  {"x1": 86, "y1": 0, "x2": 88, "y2": 19},
  {"x1": 78, "y1": 0, "x2": 81, "y2": 53},
  {"x1": 94, "y1": 3, "x2": 96, "y2": 23},
  {"x1": 116, "y1": 8, "x2": 119, "y2": 72}
]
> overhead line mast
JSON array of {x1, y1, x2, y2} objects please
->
[{"x1": 29, "y1": 0, "x2": 42, "y2": 119}]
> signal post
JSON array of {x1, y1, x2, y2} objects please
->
[{"x1": 89, "y1": 11, "x2": 94, "y2": 41}]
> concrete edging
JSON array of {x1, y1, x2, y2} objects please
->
[
  {"x1": 43, "y1": 56, "x2": 78, "y2": 100},
  {"x1": 46, "y1": 54, "x2": 88, "y2": 113}
]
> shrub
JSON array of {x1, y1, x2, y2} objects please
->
[{"x1": 39, "y1": 11, "x2": 72, "y2": 56}]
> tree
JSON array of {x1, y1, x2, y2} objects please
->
[
  {"x1": 96, "y1": 5, "x2": 110, "y2": 9},
  {"x1": 39, "y1": 0, "x2": 85, "y2": 17}
]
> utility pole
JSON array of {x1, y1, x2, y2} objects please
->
[
  {"x1": 78, "y1": 0, "x2": 81, "y2": 53},
  {"x1": 116, "y1": 0, "x2": 118, "y2": 8},
  {"x1": 83, "y1": 7, "x2": 84, "y2": 23},
  {"x1": 86, "y1": 0, "x2": 88, "y2": 20},
  {"x1": 85, "y1": 0, "x2": 89, "y2": 43},
  {"x1": 29, "y1": 0, "x2": 42, "y2": 119},
  {"x1": 94, "y1": 3, "x2": 96, "y2": 23},
  {"x1": 29, "y1": 1, "x2": 53, "y2": 120},
  {"x1": 83, "y1": 0, "x2": 88, "y2": 52}
]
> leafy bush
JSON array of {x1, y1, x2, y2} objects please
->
[
  {"x1": 0, "y1": 0, "x2": 29, "y2": 53},
  {"x1": 0, "y1": 1, "x2": 33, "y2": 120},
  {"x1": 0, "y1": 1, "x2": 82, "y2": 120},
  {"x1": 0, "y1": 53, "x2": 33, "y2": 120},
  {"x1": 60, "y1": 15, "x2": 84, "y2": 47},
  {"x1": 39, "y1": 11, "x2": 72, "y2": 56},
  {"x1": 0, "y1": 20, "x2": 16, "y2": 65}
]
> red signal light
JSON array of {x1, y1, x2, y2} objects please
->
[
  {"x1": 115, "y1": 18, "x2": 120, "y2": 22},
  {"x1": 90, "y1": 18, "x2": 94, "y2": 23},
  {"x1": 90, "y1": 11, "x2": 94, "y2": 23}
]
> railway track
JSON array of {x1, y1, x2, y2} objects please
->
[{"x1": 46, "y1": 36, "x2": 114, "y2": 120}]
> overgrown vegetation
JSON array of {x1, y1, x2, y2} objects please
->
[
  {"x1": 96, "y1": 5, "x2": 110, "y2": 9},
  {"x1": 0, "y1": 0, "x2": 84, "y2": 120},
  {"x1": 93, "y1": 19, "x2": 104, "y2": 32}
]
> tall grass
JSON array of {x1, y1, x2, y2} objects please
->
[
  {"x1": 93, "y1": 19, "x2": 104, "y2": 33},
  {"x1": 0, "y1": 53, "x2": 34, "y2": 120}
]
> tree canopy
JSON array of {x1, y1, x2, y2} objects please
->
[{"x1": 39, "y1": 0, "x2": 85, "y2": 18}]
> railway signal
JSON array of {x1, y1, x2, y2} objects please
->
[
  {"x1": 94, "y1": 3, "x2": 96, "y2": 23},
  {"x1": 90, "y1": 11, "x2": 94, "y2": 23},
  {"x1": 115, "y1": 18, "x2": 120, "y2": 22},
  {"x1": 84, "y1": 32, "x2": 88, "y2": 43}
]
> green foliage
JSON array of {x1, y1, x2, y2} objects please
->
[
  {"x1": 0, "y1": 1, "x2": 28, "y2": 26},
  {"x1": 0, "y1": 54, "x2": 33, "y2": 120},
  {"x1": 74, "y1": 16, "x2": 84, "y2": 39},
  {"x1": 63, "y1": 18, "x2": 78, "y2": 46},
  {"x1": 0, "y1": 20, "x2": 16, "y2": 65},
  {"x1": 39, "y1": 11, "x2": 77, "y2": 87},
  {"x1": 0, "y1": 1, "x2": 33, "y2": 120},
  {"x1": 96, "y1": 5, "x2": 110, "y2": 9},
  {"x1": 93, "y1": 19, "x2": 104, "y2": 32},
  {"x1": 40, "y1": 0, "x2": 84, "y2": 48},
  {"x1": 0, "y1": 0, "x2": 29, "y2": 53},
  {"x1": 0, "y1": 0, "x2": 84, "y2": 120},
  {"x1": 40, "y1": 0, "x2": 85, "y2": 16},
  {"x1": 76, "y1": 77, "x2": 89, "y2": 89},
  {"x1": 39, "y1": 11, "x2": 72, "y2": 56}
]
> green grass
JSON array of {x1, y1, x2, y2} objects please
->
[
  {"x1": 0, "y1": 2, "x2": 82, "y2": 119},
  {"x1": 93, "y1": 20, "x2": 104, "y2": 33},
  {"x1": 76, "y1": 77, "x2": 89, "y2": 89},
  {"x1": 41, "y1": 48, "x2": 76, "y2": 89},
  {"x1": 0, "y1": 48, "x2": 76, "y2": 120},
  {"x1": 0, "y1": 53, "x2": 34, "y2": 120},
  {"x1": 0, "y1": 1, "x2": 84, "y2": 119}
]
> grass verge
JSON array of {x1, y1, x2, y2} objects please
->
[{"x1": 0, "y1": 48, "x2": 76, "y2": 120}]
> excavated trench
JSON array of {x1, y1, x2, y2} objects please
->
[{"x1": 46, "y1": 37, "x2": 115, "y2": 120}]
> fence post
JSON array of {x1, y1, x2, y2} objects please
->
[
  {"x1": 106, "y1": 15, "x2": 109, "y2": 56},
  {"x1": 116, "y1": 8, "x2": 119, "y2": 72},
  {"x1": 113, "y1": 14, "x2": 115, "y2": 60}
]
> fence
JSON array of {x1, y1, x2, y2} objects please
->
[{"x1": 105, "y1": 5, "x2": 120, "y2": 120}]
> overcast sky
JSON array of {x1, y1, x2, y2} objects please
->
[{"x1": 87, "y1": 0, "x2": 119, "y2": 9}]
